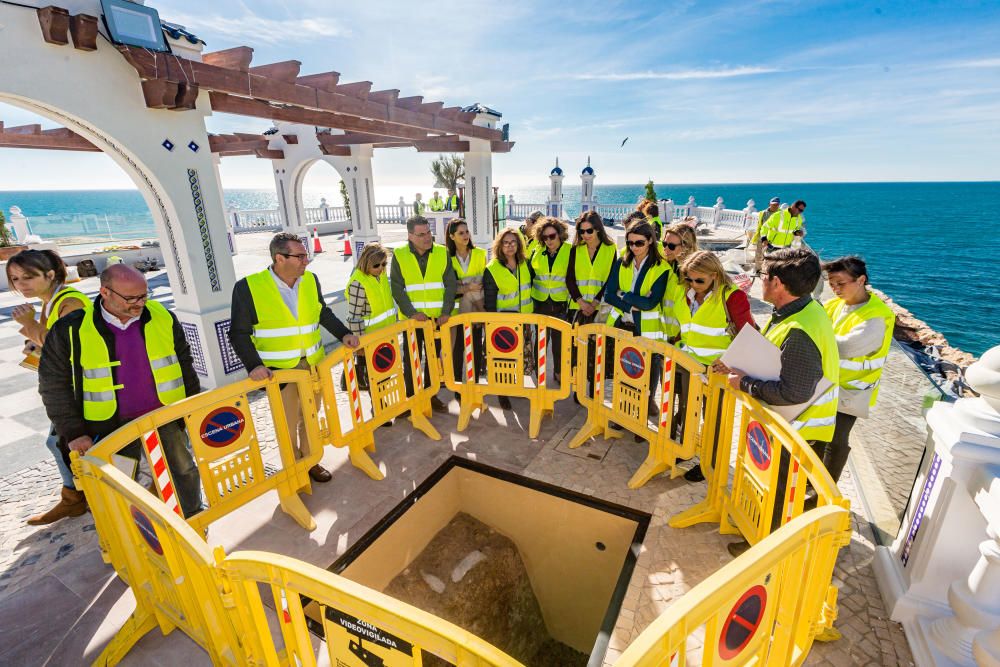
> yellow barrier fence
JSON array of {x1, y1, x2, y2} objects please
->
[
  {"x1": 87, "y1": 370, "x2": 324, "y2": 532},
  {"x1": 614, "y1": 505, "x2": 852, "y2": 666},
  {"x1": 567, "y1": 324, "x2": 706, "y2": 488},
  {"x1": 316, "y1": 319, "x2": 441, "y2": 480},
  {"x1": 439, "y1": 312, "x2": 574, "y2": 438}
]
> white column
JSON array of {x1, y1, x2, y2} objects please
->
[
  {"x1": 712, "y1": 196, "x2": 724, "y2": 229},
  {"x1": 336, "y1": 144, "x2": 379, "y2": 262},
  {"x1": 547, "y1": 158, "x2": 565, "y2": 219},
  {"x1": 270, "y1": 154, "x2": 299, "y2": 234},
  {"x1": 463, "y1": 138, "x2": 494, "y2": 249},
  {"x1": 7, "y1": 206, "x2": 30, "y2": 243},
  {"x1": 580, "y1": 158, "x2": 596, "y2": 214}
]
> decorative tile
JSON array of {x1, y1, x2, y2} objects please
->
[
  {"x1": 215, "y1": 319, "x2": 244, "y2": 374},
  {"x1": 181, "y1": 322, "x2": 207, "y2": 377},
  {"x1": 187, "y1": 140, "x2": 199, "y2": 153},
  {"x1": 162, "y1": 138, "x2": 174, "y2": 151},
  {"x1": 186, "y1": 169, "x2": 221, "y2": 292}
]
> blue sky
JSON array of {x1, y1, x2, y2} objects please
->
[{"x1": 2, "y1": 0, "x2": 999, "y2": 191}]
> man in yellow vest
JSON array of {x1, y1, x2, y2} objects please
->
[
  {"x1": 821, "y1": 256, "x2": 895, "y2": 483},
  {"x1": 750, "y1": 196, "x2": 781, "y2": 271},
  {"x1": 445, "y1": 188, "x2": 460, "y2": 212},
  {"x1": 428, "y1": 191, "x2": 445, "y2": 212},
  {"x1": 391, "y1": 216, "x2": 457, "y2": 411},
  {"x1": 715, "y1": 248, "x2": 839, "y2": 556},
  {"x1": 38, "y1": 265, "x2": 204, "y2": 516},
  {"x1": 758, "y1": 200, "x2": 807, "y2": 251},
  {"x1": 229, "y1": 233, "x2": 360, "y2": 483}
]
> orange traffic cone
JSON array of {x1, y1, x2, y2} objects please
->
[
  {"x1": 312, "y1": 228, "x2": 324, "y2": 254},
  {"x1": 342, "y1": 232, "x2": 352, "y2": 257}
]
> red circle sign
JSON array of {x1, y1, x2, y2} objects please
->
[
  {"x1": 619, "y1": 347, "x2": 645, "y2": 379},
  {"x1": 200, "y1": 407, "x2": 246, "y2": 448},
  {"x1": 718, "y1": 585, "x2": 767, "y2": 660},
  {"x1": 746, "y1": 421, "x2": 772, "y2": 471},
  {"x1": 491, "y1": 326, "x2": 519, "y2": 354},
  {"x1": 130, "y1": 505, "x2": 163, "y2": 555},
  {"x1": 371, "y1": 342, "x2": 397, "y2": 374}
]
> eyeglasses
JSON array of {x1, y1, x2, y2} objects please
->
[
  {"x1": 578, "y1": 227, "x2": 595, "y2": 235},
  {"x1": 684, "y1": 276, "x2": 710, "y2": 285},
  {"x1": 279, "y1": 252, "x2": 309, "y2": 261},
  {"x1": 663, "y1": 242, "x2": 680, "y2": 250},
  {"x1": 501, "y1": 239, "x2": 519, "y2": 246},
  {"x1": 371, "y1": 262, "x2": 386, "y2": 269},
  {"x1": 106, "y1": 286, "x2": 151, "y2": 304},
  {"x1": 542, "y1": 233, "x2": 559, "y2": 241},
  {"x1": 626, "y1": 239, "x2": 647, "y2": 248}
]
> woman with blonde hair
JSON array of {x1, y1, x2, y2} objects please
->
[
  {"x1": 661, "y1": 222, "x2": 699, "y2": 341},
  {"x1": 484, "y1": 228, "x2": 534, "y2": 410},
  {"x1": 6, "y1": 249, "x2": 91, "y2": 524},
  {"x1": 345, "y1": 243, "x2": 397, "y2": 395},
  {"x1": 676, "y1": 251, "x2": 756, "y2": 364}
]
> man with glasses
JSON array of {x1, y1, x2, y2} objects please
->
[
  {"x1": 758, "y1": 199, "x2": 807, "y2": 252},
  {"x1": 229, "y1": 232, "x2": 359, "y2": 483},
  {"x1": 38, "y1": 264, "x2": 204, "y2": 516}
]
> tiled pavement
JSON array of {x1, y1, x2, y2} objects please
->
[{"x1": 0, "y1": 234, "x2": 922, "y2": 666}]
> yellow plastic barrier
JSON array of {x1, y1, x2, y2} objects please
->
[
  {"x1": 87, "y1": 371, "x2": 324, "y2": 532},
  {"x1": 221, "y1": 551, "x2": 523, "y2": 666},
  {"x1": 316, "y1": 319, "x2": 441, "y2": 480},
  {"x1": 567, "y1": 324, "x2": 706, "y2": 488},
  {"x1": 438, "y1": 312, "x2": 573, "y2": 438},
  {"x1": 614, "y1": 505, "x2": 851, "y2": 667},
  {"x1": 73, "y1": 454, "x2": 243, "y2": 666}
]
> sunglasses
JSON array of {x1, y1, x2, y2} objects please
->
[
  {"x1": 371, "y1": 262, "x2": 386, "y2": 269},
  {"x1": 578, "y1": 227, "x2": 595, "y2": 235},
  {"x1": 663, "y1": 242, "x2": 680, "y2": 250},
  {"x1": 626, "y1": 239, "x2": 647, "y2": 248},
  {"x1": 542, "y1": 233, "x2": 559, "y2": 241},
  {"x1": 684, "y1": 276, "x2": 710, "y2": 285}
]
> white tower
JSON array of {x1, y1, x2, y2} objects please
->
[
  {"x1": 547, "y1": 158, "x2": 565, "y2": 219},
  {"x1": 580, "y1": 157, "x2": 596, "y2": 213}
]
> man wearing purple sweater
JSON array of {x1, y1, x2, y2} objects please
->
[{"x1": 39, "y1": 265, "x2": 204, "y2": 516}]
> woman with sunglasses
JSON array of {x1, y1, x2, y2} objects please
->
[
  {"x1": 485, "y1": 228, "x2": 535, "y2": 409},
  {"x1": 603, "y1": 222, "x2": 670, "y2": 420},
  {"x1": 661, "y1": 223, "x2": 699, "y2": 342},
  {"x1": 518, "y1": 210, "x2": 544, "y2": 260},
  {"x1": 447, "y1": 218, "x2": 486, "y2": 397},
  {"x1": 345, "y1": 244, "x2": 397, "y2": 395},
  {"x1": 6, "y1": 249, "x2": 91, "y2": 525},
  {"x1": 530, "y1": 217, "x2": 572, "y2": 384},
  {"x1": 677, "y1": 251, "x2": 756, "y2": 364}
]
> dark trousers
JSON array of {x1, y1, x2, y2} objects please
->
[
  {"x1": 608, "y1": 320, "x2": 662, "y2": 408},
  {"x1": 817, "y1": 412, "x2": 857, "y2": 483},
  {"x1": 451, "y1": 323, "x2": 486, "y2": 382},
  {"x1": 769, "y1": 439, "x2": 826, "y2": 531},
  {"x1": 571, "y1": 309, "x2": 598, "y2": 397},
  {"x1": 533, "y1": 299, "x2": 568, "y2": 383},
  {"x1": 119, "y1": 419, "x2": 203, "y2": 517},
  {"x1": 402, "y1": 327, "x2": 440, "y2": 396}
]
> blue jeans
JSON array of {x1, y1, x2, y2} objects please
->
[{"x1": 47, "y1": 424, "x2": 77, "y2": 488}]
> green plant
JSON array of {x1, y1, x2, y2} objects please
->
[
  {"x1": 430, "y1": 154, "x2": 465, "y2": 192},
  {"x1": 644, "y1": 180, "x2": 658, "y2": 202},
  {"x1": 0, "y1": 210, "x2": 12, "y2": 247},
  {"x1": 339, "y1": 179, "x2": 351, "y2": 220}
]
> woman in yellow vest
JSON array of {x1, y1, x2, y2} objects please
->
[
  {"x1": 518, "y1": 209, "x2": 544, "y2": 260},
  {"x1": 821, "y1": 256, "x2": 895, "y2": 483},
  {"x1": 661, "y1": 223, "x2": 699, "y2": 342},
  {"x1": 484, "y1": 228, "x2": 534, "y2": 410},
  {"x1": 7, "y1": 249, "x2": 91, "y2": 525},
  {"x1": 345, "y1": 243, "x2": 397, "y2": 395},
  {"x1": 447, "y1": 218, "x2": 486, "y2": 396},
  {"x1": 676, "y1": 251, "x2": 756, "y2": 364},
  {"x1": 530, "y1": 217, "x2": 571, "y2": 384},
  {"x1": 567, "y1": 211, "x2": 617, "y2": 400},
  {"x1": 603, "y1": 222, "x2": 670, "y2": 421}
]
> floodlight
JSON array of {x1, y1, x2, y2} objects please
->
[{"x1": 101, "y1": 0, "x2": 169, "y2": 52}]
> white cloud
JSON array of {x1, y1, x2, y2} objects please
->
[
  {"x1": 569, "y1": 66, "x2": 781, "y2": 81},
  {"x1": 165, "y1": 13, "x2": 350, "y2": 45},
  {"x1": 940, "y1": 58, "x2": 1000, "y2": 69}
]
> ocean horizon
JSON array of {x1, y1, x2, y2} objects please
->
[{"x1": 2, "y1": 181, "x2": 998, "y2": 358}]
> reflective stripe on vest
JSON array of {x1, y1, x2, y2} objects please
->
[
  {"x1": 394, "y1": 244, "x2": 449, "y2": 317},
  {"x1": 763, "y1": 209, "x2": 801, "y2": 248},
  {"x1": 677, "y1": 285, "x2": 737, "y2": 363},
  {"x1": 824, "y1": 293, "x2": 895, "y2": 407},
  {"x1": 606, "y1": 259, "x2": 668, "y2": 341},
  {"x1": 763, "y1": 299, "x2": 840, "y2": 442},
  {"x1": 452, "y1": 248, "x2": 486, "y2": 303},
  {"x1": 246, "y1": 269, "x2": 324, "y2": 368},
  {"x1": 46, "y1": 286, "x2": 91, "y2": 329},
  {"x1": 569, "y1": 243, "x2": 617, "y2": 311},
  {"x1": 661, "y1": 267, "x2": 682, "y2": 337},
  {"x1": 349, "y1": 269, "x2": 398, "y2": 333},
  {"x1": 486, "y1": 260, "x2": 533, "y2": 313},
  {"x1": 78, "y1": 300, "x2": 186, "y2": 421},
  {"x1": 530, "y1": 243, "x2": 571, "y2": 302}
]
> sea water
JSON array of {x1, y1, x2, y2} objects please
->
[{"x1": 1, "y1": 182, "x2": 997, "y2": 357}]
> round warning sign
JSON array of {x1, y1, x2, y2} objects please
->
[
  {"x1": 491, "y1": 326, "x2": 519, "y2": 354},
  {"x1": 746, "y1": 421, "x2": 772, "y2": 471},
  {"x1": 371, "y1": 342, "x2": 397, "y2": 374},
  {"x1": 718, "y1": 584, "x2": 767, "y2": 660},
  {"x1": 200, "y1": 407, "x2": 246, "y2": 448},
  {"x1": 619, "y1": 347, "x2": 645, "y2": 379},
  {"x1": 130, "y1": 505, "x2": 163, "y2": 555}
]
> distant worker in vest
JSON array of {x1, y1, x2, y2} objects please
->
[
  {"x1": 445, "y1": 188, "x2": 460, "y2": 212},
  {"x1": 428, "y1": 191, "x2": 445, "y2": 212},
  {"x1": 715, "y1": 248, "x2": 839, "y2": 556},
  {"x1": 750, "y1": 196, "x2": 781, "y2": 272},
  {"x1": 519, "y1": 210, "x2": 544, "y2": 259},
  {"x1": 822, "y1": 256, "x2": 895, "y2": 483},
  {"x1": 447, "y1": 218, "x2": 487, "y2": 398},
  {"x1": 566, "y1": 211, "x2": 618, "y2": 400},
  {"x1": 38, "y1": 265, "x2": 204, "y2": 517},
  {"x1": 530, "y1": 217, "x2": 572, "y2": 383},
  {"x1": 413, "y1": 192, "x2": 425, "y2": 216},
  {"x1": 484, "y1": 228, "x2": 534, "y2": 410},
  {"x1": 391, "y1": 215, "x2": 457, "y2": 412},
  {"x1": 645, "y1": 202, "x2": 663, "y2": 241},
  {"x1": 229, "y1": 233, "x2": 360, "y2": 484},
  {"x1": 8, "y1": 249, "x2": 91, "y2": 525},
  {"x1": 345, "y1": 243, "x2": 397, "y2": 397},
  {"x1": 758, "y1": 199, "x2": 807, "y2": 252}
]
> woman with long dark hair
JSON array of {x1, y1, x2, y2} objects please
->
[{"x1": 446, "y1": 218, "x2": 486, "y2": 398}]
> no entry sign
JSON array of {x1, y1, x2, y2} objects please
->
[
  {"x1": 200, "y1": 407, "x2": 246, "y2": 448},
  {"x1": 718, "y1": 584, "x2": 767, "y2": 660},
  {"x1": 619, "y1": 347, "x2": 645, "y2": 379},
  {"x1": 371, "y1": 342, "x2": 397, "y2": 374},
  {"x1": 746, "y1": 421, "x2": 772, "y2": 471},
  {"x1": 130, "y1": 505, "x2": 163, "y2": 555},
  {"x1": 491, "y1": 326, "x2": 519, "y2": 354}
]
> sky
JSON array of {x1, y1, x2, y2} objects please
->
[{"x1": 1, "y1": 0, "x2": 999, "y2": 192}]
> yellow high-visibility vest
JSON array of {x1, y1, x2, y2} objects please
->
[
  {"x1": 486, "y1": 260, "x2": 533, "y2": 313},
  {"x1": 530, "y1": 243, "x2": 571, "y2": 302},
  {"x1": 46, "y1": 286, "x2": 90, "y2": 329},
  {"x1": 607, "y1": 259, "x2": 669, "y2": 340},
  {"x1": 569, "y1": 243, "x2": 617, "y2": 311},
  {"x1": 452, "y1": 248, "x2": 487, "y2": 306},
  {"x1": 428, "y1": 196, "x2": 445, "y2": 211},
  {"x1": 349, "y1": 269, "x2": 397, "y2": 332},
  {"x1": 824, "y1": 293, "x2": 895, "y2": 406},
  {"x1": 393, "y1": 244, "x2": 448, "y2": 317},
  {"x1": 677, "y1": 285, "x2": 737, "y2": 363},
  {"x1": 762, "y1": 209, "x2": 802, "y2": 248},
  {"x1": 246, "y1": 269, "x2": 323, "y2": 368}
]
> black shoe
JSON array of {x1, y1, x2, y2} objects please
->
[
  {"x1": 499, "y1": 395, "x2": 512, "y2": 410},
  {"x1": 648, "y1": 401, "x2": 660, "y2": 418},
  {"x1": 308, "y1": 465, "x2": 333, "y2": 483},
  {"x1": 572, "y1": 393, "x2": 580, "y2": 406},
  {"x1": 339, "y1": 374, "x2": 347, "y2": 391},
  {"x1": 727, "y1": 540, "x2": 751, "y2": 558},
  {"x1": 634, "y1": 433, "x2": 645, "y2": 443},
  {"x1": 803, "y1": 492, "x2": 819, "y2": 511},
  {"x1": 454, "y1": 391, "x2": 461, "y2": 404},
  {"x1": 431, "y1": 396, "x2": 448, "y2": 412},
  {"x1": 684, "y1": 466, "x2": 705, "y2": 482}
]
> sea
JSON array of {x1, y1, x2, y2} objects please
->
[{"x1": 2, "y1": 182, "x2": 997, "y2": 358}]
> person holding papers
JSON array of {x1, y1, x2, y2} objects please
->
[{"x1": 713, "y1": 248, "x2": 839, "y2": 557}]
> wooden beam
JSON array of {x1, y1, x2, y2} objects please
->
[
  {"x1": 0, "y1": 129, "x2": 99, "y2": 151},
  {"x1": 395, "y1": 96, "x2": 424, "y2": 110},
  {"x1": 296, "y1": 72, "x2": 340, "y2": 90},
  {"x1": 491, "y1": 141, "x2": 515, "y2": 153},
  {"x1": 419, "y1": 101, "x2": 444, "y2": 116},
  {"x1": 254, "y1": 148, "x2": 285, "y2": 160},
  {"x1": 369, "y1": 89, "x2": 400, "y2": 105},
  {"x1": 6, "y1": 124, "x2": 42, "y2": 135},
  {"x1": 334, "y1": 81, "x2": 372, "y2": 100},
  {"x1": 234, "y1": 132, "x2": 265, "y2": 141},
  {"x1": 319, "y1": 144, "x2": 351, "y2": 157},
  {"x1": 439, "y1": 107, "x2": 462, "y2": 120},
  {"x1": 321, "y1": 132, "x2": 414, "y2": 146},
  {"x1": 202, "y1": 46, "x2": 254, "y2": 71},
  {"x1": 372, "y1": 142, "x2": 414, "y2": 149},
  {"x1": 249, "y1": 60, "x2": 301, "y2": 82},
  {"x1": 414, "y1": 138, "x2": 470, "y2": 153},
  {"x1": 281, "y1": 134, "x2": 299, "y2": 144}
]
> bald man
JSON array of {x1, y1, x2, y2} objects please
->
[{"x1": 39, "y1": 265, "x2": 204, "y2": 517}]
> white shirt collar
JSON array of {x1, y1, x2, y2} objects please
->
[
  {"x1": 101, "y1": 302, "x2": 140, "y2": 330},
  {"x1": 269, "y1": 266, "x2": 301, "y2": 291}
]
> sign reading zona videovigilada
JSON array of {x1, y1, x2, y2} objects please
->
[
  {"x1": 325, "y1": 607, "x2": 414, "y2": 665},
  {"x1": 199, "y1": 406, "x2": 247, "y2": 448}
]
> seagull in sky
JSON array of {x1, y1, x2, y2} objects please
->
[{"x1": 620, "y1": 137, "x2": 629, "y2": 148}]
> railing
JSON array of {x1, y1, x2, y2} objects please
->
[
  {"x1": 19, "y1": 212, "x2": 156, "y2": 242},
  {"x1": 375, "y1": 203, "x2": 407, "y2": 224},
  {"x1": 506, "y1": 202, "x2": 546, "y2": 221},
  {"x1": 231, "y1": 208, "x2": 283, "y2": 232}
]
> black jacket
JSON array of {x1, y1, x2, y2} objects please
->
[{"x1": 38, "y1": 298, "x2": 201, "y2": 445}]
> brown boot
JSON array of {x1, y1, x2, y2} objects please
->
[{"x1": 26, "y1": 487, "x2": 88, "y2": 526}]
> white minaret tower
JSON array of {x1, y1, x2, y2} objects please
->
[
  {"x1": 547, "y1": 158, "x2": 565, "y2": 219},
  {"x1": 580, "y1": 156, "x2": 596, "y2": 213}
]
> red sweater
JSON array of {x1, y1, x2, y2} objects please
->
[{"x1": 686, "y1": 287, "x2": 757, "y2": 334}]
